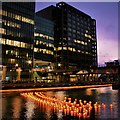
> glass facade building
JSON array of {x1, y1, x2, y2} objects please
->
[
  {"x1": 36, "y1": 2, "x2": 97, "y2": 71},
  {"x1": 55, "y1": 2, "x2": 97, "y2": 70},
  {"x1": 34, "y1": 15, "x2": 54, "y2": 63},
  {"x1": 1, "y1": 2, "x2": 35, "y2": 80}
]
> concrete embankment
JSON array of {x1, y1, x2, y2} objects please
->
[{"x1": 0, "y1": 84, "x2": 112, "y2": 93}]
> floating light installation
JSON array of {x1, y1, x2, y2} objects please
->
[{"x1": 20, "y1": 92, "x2": 114, "y2": 119}]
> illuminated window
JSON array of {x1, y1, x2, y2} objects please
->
[
  {"x1": 11, "y1": 50, "x2": 13, "y2": 54},
  {"x1": 51, "y1": 51, "x2": 53, "y2": 55},
  {"x1": 6, "y1": 39, "x2": 11, "y2": 45},
  {"x1": 63, "y1": 47, "x2": 67, "y2": 50},
  {"x1": 85, "y1": 33, "x2": 92, "y2": 39},
  {"x1": 68, "y1": 47, "x2": 72, "y2": 51},
  {"x1": 49, "y1": 43, "x2": 53, "y2": 47},
  {"x1": 0, "y1": 38, "x2": 5, "y2": 44},
  {"x1": 15, "y1": 51, "x2": 18, "y2": 56},
  {"x1": 82, "y1": 51, "x2": 84, "y2": 54},
  {"x1": 45, "y1": 36, "x2": 48, "y2": 39},
  {"x1": 21, "y1": 42, "x2": 25, "y2": 48},
  {"x1": 14, "y1": 41, "x2": 20, "y2": 47},
  {"x1": 34, "y1": 48, "x2": 38, "y2": 52},
  {"x1": 34, "y1": 33, "x2": 39, "y2": 36},
  {"x1": 73, "y1": 48, "x2": 76, "y2": 52},
  {"x1": 2, "y1": 10, "x2": 34, "y2": 25},
  {"x1": 2, "y1": 10, "x2": 7, "y2": 16},
  {"x1": 86, "y1": 52, "x2": 88, "y2": 54},
  {"x1": 63, "y1": 38, "x2": 66, "y2": 40},
  {"x1": 10, "y1": 59, "x2": 15, "y2": 64},
  {"x1": 81, "y1": 41, "x2": 84, "y2": 45},
  {"x1": 36, "y1": 41, "x2": 39, "y2": 45},
  {"x1": 6, "y1": 50, "x2": 8, "y2": 54},
  {"x1": 42, "y1": 49, "x2": 45, "y2": 53},
  {"x1": 58, "y1": 47, "x2": 62, "y2": 50},
  {"x1": 5, "y1": 21, "x2": 21, "y2": 28},
  {"x1": 49, "y1": 36, "x2": 54, "y2": 40},
  {"x1": 0, "y1": 28, "x2": 6, "y2": 35},
  {"x1": 84, "y1": 42, "x2": 87, "y2": 45},
  {"x1": 54, "y1": 47, "x2": 56, "y2": 51},
  {"x1": 40, "y1": 34, "x2": 43, "y2": 37},
  {"x1": 22, "y1": 16, "x2": 34, "y2": 24}
]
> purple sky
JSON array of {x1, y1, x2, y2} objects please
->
[{"x1": 35, "y1": 2, "x2": 118, "y2": 65}]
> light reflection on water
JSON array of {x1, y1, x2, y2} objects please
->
[
  {"x1": 2, "y1": 86, "x2": 120, "y2": 119},
  {"x1": 88, "y1": 87, "x2": 119, "y2": 119},
  {"x1": 25, "y1": 99, "x2": 36, "y2": 119},
  {"x1": 12, "y1": 96, "x2": 21, "y2": 118}
]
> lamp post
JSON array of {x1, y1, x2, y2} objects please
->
[
  {"x1": 15, "y1": 63, "x2": 22, "y2": 81},
  {"x1": 27, "y1": 60, "x2": 32, "y2": 81}
]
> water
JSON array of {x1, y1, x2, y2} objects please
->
[{"x1": 1, "y1": 86, "x2": 120, "y2": 119}]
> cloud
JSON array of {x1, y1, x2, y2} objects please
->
[{"x1": 97, "y1": 39, "x2": 118, "y2": 65}]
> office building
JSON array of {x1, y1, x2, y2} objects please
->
[
  {"x1": 1, "y1": 2, "x2": 35, "y2": 80},
  {"x1": 34, "y1": 15, "x2": 54, "y2": 68},
  {"x1": 55, "y1": 2, "x2": 97, "y2": 70},
  {"x1": 35, "y1": 2, "x2": 97, "y2": 71}
]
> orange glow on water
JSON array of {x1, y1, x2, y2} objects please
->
[{"x1": 20, "y1": 92, "x2": 114, "y2": 119}]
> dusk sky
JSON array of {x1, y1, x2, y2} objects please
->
[{"x1": 35, "y1": 2, "x2": 118, "y2": 65}]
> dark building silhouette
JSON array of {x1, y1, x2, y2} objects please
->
[
  {"x1": 105, "y1": 60, "x2": 120, "y2": 67},
  {"x1": 1, "y1": 2, "x2": 35, "y2": 79},
  {"x1": 35, "y1": 2, "x2": 97, "y2": 71}
]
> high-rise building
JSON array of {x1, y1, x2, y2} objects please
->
[
  {"x1": 1, "y1": 2, "x2": 35, "y2": 80},
  {"x1": 55, "y1": 2, "x2": 97, "y2": 70},
  {"x1": 35, "y1": 2, "x2": 97, "y2": 71},
  {"x1": 34, "y1": 15, "x2": 54, "y2": 65}
]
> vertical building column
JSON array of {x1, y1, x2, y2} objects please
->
[
  {"x1": 2, "y1": 66, "x2": 6, "y2": 80},
  {"x1": 16, "y1": 67, "x2": 21, "y2": 81}
]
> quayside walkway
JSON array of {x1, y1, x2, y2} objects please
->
[{"x1": 1, "y1": 84, "x2": 112, "y2": 93}]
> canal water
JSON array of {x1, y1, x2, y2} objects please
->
[{"x1": 1, "y1": 86, "x2": 120, "y2": 120}]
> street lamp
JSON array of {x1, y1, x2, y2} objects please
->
[{"x1": 27, "y1": 60, "x2": 32, "y2": 81}]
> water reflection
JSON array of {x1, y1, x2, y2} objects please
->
[
  {"x1": 25, "y1": 99, "x2": 36, "y2": 119},
  {"x1": 87, "y1": 87, "x2": 119, "y2": 119},
  {"x1": 55, "y1": 91, "x2": 66, "y2": 100},
  {"x1": 2, "y1": 87, "x2": 120, "y2": 119},
  {"x1": 45, "y1": 106, "x2": 52, "y2": 120},
  {"x1": 2, "y1": 97, "x2": 6, "y2": 118},
  {"x1": 12, "y1": 96, "x2": 21, "y2": 118}
]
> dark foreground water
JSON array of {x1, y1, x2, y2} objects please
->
[{"x1": 1, "y1": 86, "x2": 120, "y2": 120}]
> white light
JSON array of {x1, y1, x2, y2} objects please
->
[
  {"x1": 58, "y1": 63, "x2": 61, "y2": 67},
  {"x1": 15, "y1": 64, "x2": 18, "y2": 67},
  {"x1": 28, "y1": 60, "x2": 32, "y2": 64}
]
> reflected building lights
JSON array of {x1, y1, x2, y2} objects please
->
[
  {"x1": 12, "y1": 97, "x2": 21, "y2": 118},
  {"x1": 25, "y1": 99, "x2": 36, "y2": 119},
  {"x1": 55, "y1": 91, "x2": 66, "y2": 100},
  {"x1": 46, "y1": 107, "x2": 52, "y2": 120},
  {"x1": 85, "y1": 89, "x2": 92, "y2": 96}
]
